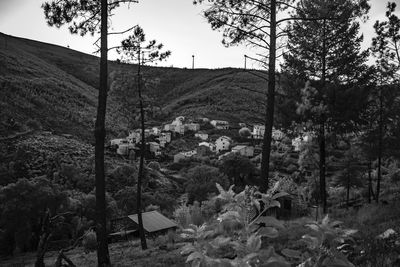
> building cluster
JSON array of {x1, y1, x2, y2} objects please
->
[
  {"x1": 110, "y1": 116, "x2": 205, "y2": 158},
  {"x1": 110, "y1": 115, "x2": 312, "y2": 165}
]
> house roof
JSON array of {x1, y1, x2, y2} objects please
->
[
  {"x1": 217, "y1": 136, "x2": 232, "y2": 142},
  {"x1": 128, "y1": 211, "x2": 177, "y2": 233},
  {"x1": 199, "y1": 142, "x2": 214, "y2": 147},
  {"x1": 232, "y1": 145, "x2": 248, "y2": 150}
]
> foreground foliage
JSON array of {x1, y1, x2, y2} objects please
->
[{"x1": 180, "y1": 183, "x2": 357, "y2": 267}]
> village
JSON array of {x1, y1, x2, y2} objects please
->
[{"x1": 109, "y1": 116, "x2": 308, "y2": 168}]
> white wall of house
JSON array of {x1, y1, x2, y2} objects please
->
[
  {"x1": 185, "y1": 123, "x2": 200, "y2": 132},
  {"x1": 215, "y1": 136, "x2": 231, "y2": 153},
  {"x1": 253, "y1": 125, "x2": 265, "y2": 139},
  {"x1": 232, "y1": 145, "x2": 254, "y2": 157},
  {"x1": 211, "y1": 120, "x2": 229, "y2": 129},
  {"x1": 195, "y1": 133, "x2": 208, "y2": 140}
]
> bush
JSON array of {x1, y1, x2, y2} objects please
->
[
  {"x1": 148, "y1": 161, "x2": 161, "y2": 171},
  {"x1": 26, "y1": 119, "x2": 42, "y2": 130},
  {"x1": 185, "y1": 165, "x2": 229, "y2": 204},
  {"x1": 173, "y1": 204, "x2": 192, "y2": 228},
  {"x1": 82, "y1": 230, "x2": 97, "y2": 253}
]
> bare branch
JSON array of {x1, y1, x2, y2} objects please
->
[
  {"x1": 108, "y1": 25, "x2": 137, "y2": 35},
  {"x1": 277, "y1": 16, "x2": 336, "y2": 25}
]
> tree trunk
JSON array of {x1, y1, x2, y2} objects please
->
[
  {"x1": 137, "y1": 50, "x2": 148, "y2": 250},
  {"x1": 319, "y1": 19, "x2": 327, "y2": 214},
  {"x1": 376, "y1": 85, "x2": 383, "y2": 203},
  {"x1": 260, "y1": 0, "x2": 276, "y2": 193},
  {"x1": 35, "y1": 210, "x2": 51, "y2": 267},
  {"x1": 346, "y1": 169, "x2": 350, "y2": 209},
  {"x1": 368, "y1": 159, "x2": 372, "y2": 203},
  {"x1": 319, "y1": 120, "x2": 327, "y2": 213},
  {"x1": 95, "y1": 0, "x2": 111, "y2": 265}
]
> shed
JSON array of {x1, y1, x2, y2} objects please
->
[{"x1": 128, "y1": 211, "x2": 178, "y2": 234}]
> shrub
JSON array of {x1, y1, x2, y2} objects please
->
[
  {"x1": 173, "y1": 204, "x2": 192, "y2": 228},
  {"x1": 185, "y1": 165, "x2": 229, "y2": 204},
  {"x1": 26, "y1": 119, "x2": 42, "y2": 130},
  {"x1": 82, "y1": 230, "x2": 97, "y2": 253},
  {"x1": 147, "y1": 161, "x2": 161, "y2": 171}
]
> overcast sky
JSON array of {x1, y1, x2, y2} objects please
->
[{"x1": 0, "y1": 0, "x2": 396, "y2": 69}]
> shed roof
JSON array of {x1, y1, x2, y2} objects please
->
[{"x1": 128, "y1": 211, "x2": 177, "y2": 233}]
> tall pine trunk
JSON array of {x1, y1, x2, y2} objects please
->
[
  {"x1": 319, "y1": 19, "x2": 327, "y2": 214},
  {"x1": 94, "y1": 0, "x2": 111, "y2": 265},
  {"x1": 137, "y1": 50, "x2": 148, "y2": 250},
  {"x1": 376, "y1": 85, "x2": 383, "y2": 203},
  {"x1": 346, "y1": 168, "x2": 350, "y2": 209},
  {"x1": 368, "y1": 159, "x2": 372, "y2": 203},
  {"x1": 260, "y1": 0, "x2": 276, "y2": 192}
]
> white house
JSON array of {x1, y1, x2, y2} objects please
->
[
  {"x1": 110, "y1": 138, "x2": 127, "y2": 146},
  {"x1": 173, "y1": 150, "x2": 197, "y2": 163},
  {"x1": 158, "y1": 132, "x2": 172, "y2": 147},
  {"x1": 172, "y1": 116, "x2": 185, "y2": 126},
  {"x1": 151, "y1": 127, "x2": 161, "y2": 136},
  {"x1": 253, "y1": 125, "x2": 265, "y2": 139},
  {"x1": 128, "y1": 129, "x2": 150, "y2": 143},
  {"x1": 164, "y1": 124, "x2": 176, "y2": 132},
  {"x1": 231, "y1": 145, "x2": 254, "y2": 157},
  {"x1": 211, "y1": 120, "x2": 230, "y2": 130},
  {"x1": 148, "y1": 142, "x2": 161, "y2": 156},
  {"x1": 292, "y1": 134, "x2": 312, "y2": 151},
  {"x1": 185, "y1": 123, "x2": 200, "y2": 132},
  {"x1": 164, "y1": 116, "x2": 187, "y2": 134},
  {"x1": 195, "y1": 132, "x2": 209, "y2": 141},
  {"x1": 215, "y1": 136, "x2": 232, "y2": 153},
  {"x1": 198, "y1": 141, "x2": 216, "y2": 152},
  {"x1": 117, "y1": 142, "x2": 135, "y2": 156},
  {"x1": 175, "y1": 124, "x2": 185, "y2": 135}
]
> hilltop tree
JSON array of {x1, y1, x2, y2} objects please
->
[
  {"x1": 283, "y1": 0, "x2": 370, "y2": 213},
  {"x1": 372, "y1": 2, "x2": 400, "y2": 77},
  {"x1": 118, "y1": 25, "x2": 170, "y2": 250},
  {"x1": 42, "y1": 0, "x2": 138, "y2": 265}
]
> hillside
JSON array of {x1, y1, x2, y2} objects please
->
[{"x1": 0, "y1": 33, "x2": 277, "y2": 140}]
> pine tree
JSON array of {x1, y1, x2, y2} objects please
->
[
  {"x1": 118, "y1": 26, "x2": 170, "y2": 249},
  {"x1": 372, "y1": 2, "x2": 400, "y2": 77},
  {"x1": 42, "y1": 1, "x2": 138, "y2": 265},
  {"x1": 193, "y1": 0, "x2": 324, "y2": 192},
  {"x1": 332, "y1": 145, "x2": 365, "y2": 208},
  {"x1": 370, "y1": 2, "x2": 400, "y2": 202},
  {"x1": 283, "y1": 0, "x2": 370, "y2": 213}
]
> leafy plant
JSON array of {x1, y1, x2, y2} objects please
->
[
  {"x1": 300, "y1": 215, "x2": 357, "y2": 267},
  {"x1": 180, "y1": 182, "x2": 291, "y2": 267}
]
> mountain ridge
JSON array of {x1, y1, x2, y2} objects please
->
[{"x1": 0, "y1": 32, "x2": 286, "y2": 141}]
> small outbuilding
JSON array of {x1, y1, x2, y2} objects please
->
[{"x1": 128, "y1": 211, "x2": 178, "y2": 235}]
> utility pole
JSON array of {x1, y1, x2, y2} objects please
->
[
  {"x1": 244, "y1": 55, "x2": 247, "y2": 69},
  {"x1": 192, "y1": 55, "x2": 194, "y2": 69}
]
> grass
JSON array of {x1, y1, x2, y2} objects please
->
[
  {"x1": 0, "y1": 239, "x2": 186, "y2": 267},
  {"x1": 330, "y1": 199, "x2": 400, "y2": 267}
]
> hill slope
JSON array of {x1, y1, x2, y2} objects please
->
[{"x1": 0, "y1": 33, "x2": 276, "y2": 140}]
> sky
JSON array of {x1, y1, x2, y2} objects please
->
[{"x1": 0, "y1": 0, "x2": 396, "y2": 69}]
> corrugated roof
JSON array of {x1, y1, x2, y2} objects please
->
[{"x1": 128, "y1": 211, "x2": 177, "y2": 233}]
